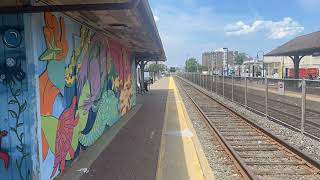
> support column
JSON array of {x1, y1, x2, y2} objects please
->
[
  {"x1": 290, "y1": 55, "x2": 304, "y2": 79},
  {"x1": 140, "y1": 61, "x2": 146, "y2": 93}
]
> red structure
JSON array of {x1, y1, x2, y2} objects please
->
[
  {"x1": 289, "y1": 68, "x2": 319, "y2": 79},
  {"x1": 0, "y1": 130, "x2": 9, "y2": 170}
]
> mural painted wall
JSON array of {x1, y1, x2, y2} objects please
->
[
  {"x1": 30, "y1": 12, "x2": 137, "y2": 179},
  {"x1": 0, "y1": 14, "x2": 34, "y2": 180}
]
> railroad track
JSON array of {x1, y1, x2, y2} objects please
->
[
  {"x1": 176, "y1": 77, "x2": 320, "y2": 180},
  {"x1": 212, "y1": 82, "x2": 320, "y2": 138}
]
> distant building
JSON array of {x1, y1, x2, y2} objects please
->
[
  {"x1": 202, "y1": 52, "x2": 213, "y2": 69},
  {"x1": 264, "y1": 55, "x2": 320, "y2": 79},
  {"x1": 202, "y1": 48, "x2": 239, "y2": 74},
  {"x1": 241, "y1": 57, "x2": 263, "y2": 77}
]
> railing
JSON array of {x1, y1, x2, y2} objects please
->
[{"x1": 179, "y1": 73, "x2": 320, "y2": 140}]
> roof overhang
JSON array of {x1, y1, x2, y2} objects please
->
[
  {"x1": 266, "y1": 31, "x2": 320, "y2": 57},
  {"x1": 0, "y1": 0, "x2": 166, "y2": 61}
]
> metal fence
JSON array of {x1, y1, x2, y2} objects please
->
[{"x1": 180, "y1": 73, "x2": 320, "y2": 140}]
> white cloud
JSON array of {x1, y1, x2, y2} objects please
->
[
  {"x1": 151, "y1": 5, "x2": 224, "y2": 66},
  {"x1": 154, "y1": 15, "x2": 159, "y2": 22},
  {"x1": 225, "y1": 17, "x2": 304, "y2": 39}
]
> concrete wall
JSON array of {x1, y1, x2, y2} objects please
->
[{"x1": 1, "y1": 11, "x2": 137, "y2": 180}]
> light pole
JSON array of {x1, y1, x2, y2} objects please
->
[
  {"x1": 257, "y1": 51, "x2": 264, "y2": 77},
  {"x1": 245, "y1": 53, "x2": 251, "y2": 77},
  {"x1": 223, "y1": 47, "x2": 229, "y2": 76}
]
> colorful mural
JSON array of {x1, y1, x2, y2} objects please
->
[
  {"x1": 0, "y1": 14, "x2": 33, "y2": 180},
  {"x1": 36, "y1": 12, "x2": 137, "y2": 179}
]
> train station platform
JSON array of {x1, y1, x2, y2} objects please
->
[{"x1": 57, "y1": 77, "x2": 214, "y2": 180}]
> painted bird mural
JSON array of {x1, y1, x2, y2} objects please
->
[{"x1": 51, "y1": 97, "x2": 79, "y2": 178}]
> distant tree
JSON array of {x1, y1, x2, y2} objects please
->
[
  {"x1": 235, "y1": 53, "x2": 246, "y2": 76},
  {"x1": 147, "y1": 63, "x2": 167, "y2": 72},
  {"x1": 185, "y1": 58, "x2": 199, "y2": 72},
  {"x1": 169, "y1": 67, "x2": 176, "y2": 73}
]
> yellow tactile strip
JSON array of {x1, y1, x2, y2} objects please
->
[{"x1": 156, "y1": 77, "x2": 213, "y2": 180}]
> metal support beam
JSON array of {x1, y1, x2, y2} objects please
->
[
  {"x1": 232, "y1": 76, "x2": 234, "y2": 101},
  {"x1": 301, "y1": 80, "x2": 306, "y2": 134},
  {"x1": 215, "y1": 74, "x2": 218, "y2": 93},
  {"x1": 223, "y1": 75, "x2": 225, "y2": 97},
  {"x1": 265, "y1": 78, "x2": 268, "y2": 117},
  {"x1": 206, "y1": 75, "x2": 208, "y2": 90},
  {"x1": 211, "y1": 75, "x2": 213, "y2": 92},
  {"x1": 245, "y1": 77, "x2": 248, "y2": 108},
  {"x1": 0, "y1": 0, "x2": 140, "y2": 13},
  {"x1": 140, "y1": 61, "x2": 146, "y2": 94}
]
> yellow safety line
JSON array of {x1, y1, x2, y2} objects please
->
[
  {"x1": 173, "y1": 78, "x2": 215, "y2": 180},
  {"x1": 170, "y1": 77, "x2": 205, "y2": 180}
]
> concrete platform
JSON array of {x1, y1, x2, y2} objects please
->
[
  {"x1": 59, "y1": 77, "x2": 213, "y2": 180},
  {"x1": 156, "y1": 77, "x2": 214, "y2": 180}
]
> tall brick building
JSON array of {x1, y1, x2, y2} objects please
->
[{"x1": 202, "y1": 49, "x2": 239, "y2": 72}]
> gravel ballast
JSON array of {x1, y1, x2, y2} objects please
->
[
  {"x1": 175, "y1": 79, "x2": 242, "y2": 180},
  {"x1": 179, "y1": 77, "x2": 320, "y2": 163}
]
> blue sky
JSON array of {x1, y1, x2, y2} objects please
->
[{"x1": 149, "y1": 0, "x2": 320, "y2": 67}]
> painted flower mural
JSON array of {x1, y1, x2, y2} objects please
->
[
  {"x1": 40, "y1": 12, "x2": 68, "y2": 61},
  {"x1": 38, "y1": 12, "x2": 137, "y2": 179},
  {"x1": 51, "y1": 97, "x2": 79, "y2": 178},
  {"x1": 119, "y1": 75, "x2": 133, "y2": 116},
  {"x1": 79, "y1": 90, "x2": 119, "y2": 146}
]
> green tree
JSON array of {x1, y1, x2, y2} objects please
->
[
  {"x1": 147, "y1": 63, "x2": 167, "y2": 72},
  {"x1": 185, "y1": 57, "x2": 199, "y2": 72},
  {"x1": 235, "y1": 53, "x2": 246, "y2": 76}
]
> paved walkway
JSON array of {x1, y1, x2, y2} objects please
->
[
  {"x1": 58, "y1": 77, "x2": 213, "y2": 180},
  {"x1": 79, "y1": 78, "x2": 169, "y2": 180},
  {"x1": 155, "y1": 77, "x2": 213, "y2": 180}
]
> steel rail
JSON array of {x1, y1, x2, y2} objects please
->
[
  {"x1": 176, "y1": 79, "x2": 257, "y2": 180},
  {"x1": 216, "y1": 82, "x2": 320, "y2": 141},
  {"x1": 177, "y1": 76, "x2": 320, "y2": 176}
]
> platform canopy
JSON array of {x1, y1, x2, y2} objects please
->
[
  {"x1": 0, "y1": 0, "x2": 166, "y2": 62},
  {"x1": 265, "y1": 31, "x2": 320, "y2": 79}
]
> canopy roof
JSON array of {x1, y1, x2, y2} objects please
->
[
  {"x1": 0, "y1": 0, "x2": 166, "y2": 61},
  {"x1": 265, "y1": 31, "x2": 320, "y2": 57}
]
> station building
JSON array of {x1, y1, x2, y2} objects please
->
[
  {"x1": 266, "y1": 31, "x2": 320, "y2": 79},
  {"x1": 0, "y1": 0, "x2": 165, "y2": 179},
  {"x1": 264, "y1": 55, "x2": 320, "y2": 79}
]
